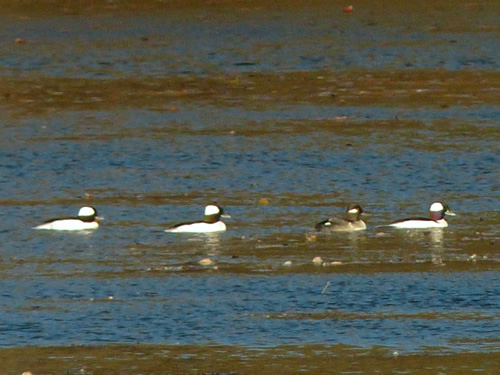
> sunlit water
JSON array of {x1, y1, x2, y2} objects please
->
[{"x1": 0, "y1": 2, "x2": 498, "y2": 354}]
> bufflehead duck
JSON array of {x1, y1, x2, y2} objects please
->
[
  {"x1": 315, "y1": 203, "x2": 367, "y2": 232},
  {"x1": 165, "y1": 205, "x2": 230, "y2": 233},
  {"x1": 389, "y1": 201, "x2": 456, "y2": 229},
  {"x1": 34, "y1": 206, "x2": 101, "y2": 231}
]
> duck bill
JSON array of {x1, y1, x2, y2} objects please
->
[
  {"x1": 445, "y1": 211, "x2": 456, "y2": 217},
  {"x1": 96, "y1": 216, "x2": 105, "y2": 221},
  {"x1": 221, "y1": 213, "x2": 231, "y2": 218}
]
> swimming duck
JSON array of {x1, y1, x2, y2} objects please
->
[
  {"x1": 389, "y1": 201, "x2": 456, "y2": 229},
  {"x1": 165, "y1": 205, "x2": 230, "y2": 233},
  {"x1": 34, "y1": 206, "x2": 101, "y2": 231},
  {"x1": 315, "y1": 203, "x2": 366, "y2": 232}
]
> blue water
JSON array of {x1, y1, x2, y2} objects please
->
[
  {"x1": 1, "y1": 5, "x2": 499, "y2": 78},
  {"x1": 1, "y1": 105, "x2": 498, "y2": 204},
  {"x1": 1, "y1": 273, "x2": 498, "y2": 351}
]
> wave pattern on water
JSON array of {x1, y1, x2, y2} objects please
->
[{"x1": 0, "y1": 273, "x2": 499, "y2": 351}]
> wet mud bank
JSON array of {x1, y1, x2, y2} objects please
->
[
  {"x1": 2, "y1": 344, "x2": 499, "y2": 374},
  {"x1": 1, "y1": 70, "x2": 499, "y2": 117}
]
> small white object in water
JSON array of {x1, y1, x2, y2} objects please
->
[
  {"x1": 468, "y1": 254, "x2": 478, "y2": 263},
  {"x1": 283, "y1": 260, "x2": 292, "y2": 267},
  {"x1": 312, "y1": 256, "x2": 323, "y2": 265},
  {"x1": 321, "y1": 281, "x2": 331, "y2": 294},
  {"x1": 199, "y1": 258, "x2": 214, "y2": 266}
]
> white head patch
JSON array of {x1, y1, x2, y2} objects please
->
[
  {"x1": 429, "y1": 202, "x2": 444, "y2": 212},
  {"x1": 348, "y1": 207, "x2": 360, "y2": 214},
  {"x1": 205, "y1": 205, "x2": 220, "y2": 216},
  {"x1": 79, "y1": 206, "x2": 96, "y2": 217}
]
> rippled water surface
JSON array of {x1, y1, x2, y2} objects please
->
[{"x1": 0, "y1": 1, "x2": 499, "y2": 371}]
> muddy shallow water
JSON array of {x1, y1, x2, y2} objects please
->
[{"x1": 0, "y1": 0, "x2": 499, "y2": 373}]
